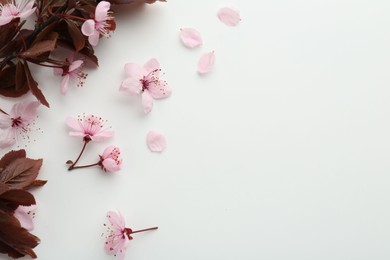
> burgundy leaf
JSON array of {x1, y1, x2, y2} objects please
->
[
  {"x1": 23, "y1": 180, "x2": 47, "y2": 191},
  {"x1": 22, "y1": 62, "x2": 50, "y2": 107},
  {"x1": 0, "y1": 157, "x2": 43, "y2": 191},
  {"x1": 0, "y1": 184, "x2": 8, "y2": 195},
  {"x1": 19, "y1": 39, "x2": 57, "y2": 58},
  {"x1": 0, "y1": 190, "x2": 35, "y2": 214},
  {"x1": 15, "y1": 61, "x2": 27, "y2": 92},
  {"x1": 0, "y1": 209, "x2": 39, "y2": 258},
  {"x1": 0, "y1": 150, "x2": 26, "y2": 170},
  {"x1": 66, "y1": 20, "x2": 85, "y2": 52}
]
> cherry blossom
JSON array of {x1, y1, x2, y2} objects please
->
[
  {"x1": 0, "y1": 0, "x2": 36, "y2": 26},
  {"x1": 119, "y1": 58, "x2": 171, "y2": 114},
  {"x1": 66, "y1": 114, "x2": 113, "y2": 142},
  {"x1": 104, "y1": 210, "x2": 158, "y2": 260},
  {"x1": 53, "y1": 53, "x2": 87, "y2": 95},
  {"x1": 81, "y1": 1, "x2": 114, "y2": 46},
  {"x1": 100, "y1": 145, "x2": 122, "y2": 173},
  {"x1": 198, "y1": 51, "x2": 215, "y2": 74},
  {"x1": 0, "y1": 101, "x2": 40, "y2": 149},
  {"x1": 13, "y1": 204, "x2": 37, "y2": 231}
]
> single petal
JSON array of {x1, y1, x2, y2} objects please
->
[
  {"x1": 146, "y1": 130, "x2": 167, "y2": 152},
  {"x1": 19, "y1": 1, "x2": 36, "y2": 19},
  {"x1": 0, "y1": 16, "x2": 13, "y2": 26},
  {"x1": 107, "y1": 211, "x2": 125, "y2": 230},
  {"x1": 102, "y1": 145, "x2": 116, "y2": 158},
  {"x1": 105, "y1": 235, "x2": 129, "y2": 256},
  {"x1": 10, "y1": 101, "x2": 40, "y2": 123},
  {"x1": 53, "y1": 67, "x2": 63, "y2": 76},
  {"x1": 13, "y1": 204, "x2": 37, "y2": 231},
  {"x1": 217, "y1": 7, "x2": 241, "y2": 26},
  {"x1": 179, "y1": 28, "x2": 203, "y2": 48},
  {"x1": 0, "y1": 129, "x2": 16, "y2": 149},
  {"x1": 0, "y1": 113, "x2": 11, "y2": 129},
  {"x1": 95, "y1": 1, "x2": 111, "y2": 22},
  {"x1": 143, "y1": 58, "x2": 160, "y2": 73},
  {"x1": 124, "y1": 63, "x2": 145, "y2": 78},
  {"x1": 103, "y1": 158, "x2": 120, "y2": 172},
  {"x1": 60, "y1": 75, "x2": 70, "y2": 95},
  {"x1": 69, "y1": 60, "x2": 83, "y2": 72},
  {"x1": 66, "y1": 117, "x2": 83, "y2": 132},
  {"x1": 81, "y1": 19, "x2": 96, "y2": 36},
  {"x1": 90, "y1": 130, "x2": 114, "y2": 142},
  {"x1": 88, "y1": 31, "x2": 100, "y2": 46},
  {"x1": 197, "y1": 51, "x2": 216, "y2": 74},
  {"x1": 147, "y1": 82, "x2": 172, "y2": 99},
  {"x1": 142, "y1": 91, "x2": 154, "y2": 114},
  {"x1": 119, "y1": 78, "x2": 142, "y2": 96}
]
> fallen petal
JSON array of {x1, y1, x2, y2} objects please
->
[
  {"x1": 217, "y1": 7, "x2": 241, "y2": 26},
  {"x1": 197, "y1": 51, "x2": 215, "y2": 74},
  {"x1": 147, "y1": 130, "x2": 166, "y2": 152},
  {"x1": 180, "y1": 28, "x2": 202, "y2": 48}
]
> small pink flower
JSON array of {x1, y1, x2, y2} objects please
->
[
  {"x1": 119, "y1": 58, "x2": 172, "y2": 114},
  {"x1": 81, "y1": 1, "x2": 114, "y2": 46},
  {"x1": 100, "y1": 145, "x2": 122, "y2": 173},
  {"x1": 66, "y1": 114, "x2": 114, "y2": 142},
  {"x1": 14, "y1": 204, "x2": 37, "y2": 231},
  {"x1": 104, "y1": 210, "x2": 158, "y2": 260},
  {"x1": 0, "y1": 101, "x2": 40, "y2": 149},
  {"x1": 53, "y1": 53, "x2": 87, "y2": 95},
  {"x1": 0, "y1": 0, "x2": 36, "y2": 26}
]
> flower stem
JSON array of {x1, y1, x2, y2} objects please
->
[
  {"x1": 132, "y1": 227, "x2": 159, "y2": 234},
  {"x1": 68, "y1": 141, "x2": 88, "y2": 170},
  {"x1": 69, "y1": 162, "x2": 100, "y2": 170}
]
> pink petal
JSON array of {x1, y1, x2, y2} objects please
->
[
  {"x1": 107, "y1": 211, "x2": 125, "y2": 230},
  {"x1": 0, "y1": 16, "x2": 13, "y2": 26},
  {"x1": 142, "y1": 91, "x2": 154, "y2": 114},
  {"x1": 197, "y1": 51, "x2": 216, "y2": 74},
  {"x1": 10, "y1": 101, "x2": 40, "y2": 123},
  {"x1": 179, "y1": 28, "x2": 203, "y2": 48},
  {"x1": 0, "y1": 113, "x2": 12, "y2": 129},
  {"x1": 14, "y1": 204, "x2": 37, "y2": 231},
  {"x1": 217, "y1": 7, "x2": 241, "y2": 26},
  {"x1": 60, "y1": 75, "x2": 70, "y2": 95},
  {"x1": 88, "y1": 31, "x2": 100, "y2": 46},
  {"x1": 120, "y1": 78, "x2": 142, "y2": 96},
  {"x1": 102, "y1": 145, "x2": 116, "y2": 158},
  {"x1": 0, "y1": 129, "x2": 16, "y2": 149},
  {"x1": 19, "y1": 1, "x2": 36, "y2": 19},
  {"x1": 95, "y1": 1, "x2": 110, "y2": 22},
  {"x1": 81, "y1": 19, "x2": 96, "y2": 36},
  {"x1": 69, "y1": 60, "x2": 83, "y2": 72},
  {"x1": 147, "y1": 82, "x2": 172, "y2": 99},
  {"x1": 105, "y1": 235, "x2": 129, "y2": 257},
  {"x1": 102, "y1": 158, "x2": 121, "y2": 173},
  {"x1": 90, "y1": 130, "x2": 114, "y2": 142},
  {"x1": 143, "y1": 58, "x2": 160, "y2": 73},
  {"x1": 53, "y1": 67, "x2": 63, "y2": 76},
  {"x1": 124, "y1": 63, "x2": 145, "y2": 78},
  {"x1": 146, "y1": 130, "x2": 167, "y2": 152},
  {"x1": 66, "y1": 117, "x2": 83, "y2": 132}
]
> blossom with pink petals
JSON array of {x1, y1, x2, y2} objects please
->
[
  {"x1": 119, "y1": 58, "x2": 171, "y2": 114},
  {"x1": 53, "y1": 53, "x2": 87, "y2": 95},
  {"x1": 104, "y1": 210, "x2": 158, "y2": 260},
  {"x1": 81, "y1": 1, "x2": 114, "y2": 46},
  {"x1": 0, "y1": 0, "x2": 36, "y2": 26},
  {"x1": 0, "y1": 101, "x2": 40, "y2": 149},
  {"x1": 66, "y1": 114, "x2": 114, "y2": 142},
  {"x1": 100, "y1": 145, "x2": 122, "y2": 173},
  {"x1": 14, "y1": 204, "x2": 37, "y2": 231}
]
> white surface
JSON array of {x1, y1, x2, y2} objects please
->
[{"x1": 1, "y1": 0, "x2": 390, "y2": 259}]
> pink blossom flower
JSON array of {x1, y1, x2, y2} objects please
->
[
  {"x1": 0, "y1": 0, "x2": 36, "y2": 26},
  {"x1": 81, "y1": 1, "x2": 114, "y2": 46},
  {"x1": 53, "y1": 53, "x2": 87, "y2": 95},
  {"x1": 66, "y1": 114, "x2": 114, "y2": 142},
  {"x1": 119, "y1": 58, "x2": 172, "y2": 114},
  {"x1": 100, "y1": 145, "x2": 122, "y2": 173},
  {"x1": 104, "y1": 210, "x2": 158, "y2": 260},
  {"x1": 0, "y1": 101, "x2": 40, "y2": 149},
  {"x1": 14, "y1": 204, "x2": 37, "y2": 231}
]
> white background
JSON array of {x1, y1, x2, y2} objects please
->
[{"x1": 1, "y1": 0, "x2": 390, "y2": 259}]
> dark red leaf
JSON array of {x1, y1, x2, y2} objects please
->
[
  {"x1": 15, "y1": 61, "x2": 27, "y2": 92},
  {"x1": 22, "y1": 62, "x2": 49, "y2": 107},
  {"x1": 0, "y1": 157, "x2": 43, "y2": 191},
  {"x1": 0, "y1": 209, "x2": 39, "y2": 258},
  {"x1": 19, "y1": 39, "x2": 57, "y2": 58},
  {"x1": 0, "y1": 184, "x2": 8, "y2": 195},
  {"x1": 66, "y1": 20, "x2": 85, "y2": 51},
  {"x1": 0, "y1": 150, "x2": 26, "y2": 170},
  {"x1": 23, "y1": 180, "x2": 47, "y2": 191},
  {"x1": 0, "y1": 190, "x2": 35, "y2": 213},
  {"x1": 0, "y1": 66, "x2": 29, "y2": 98}
]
